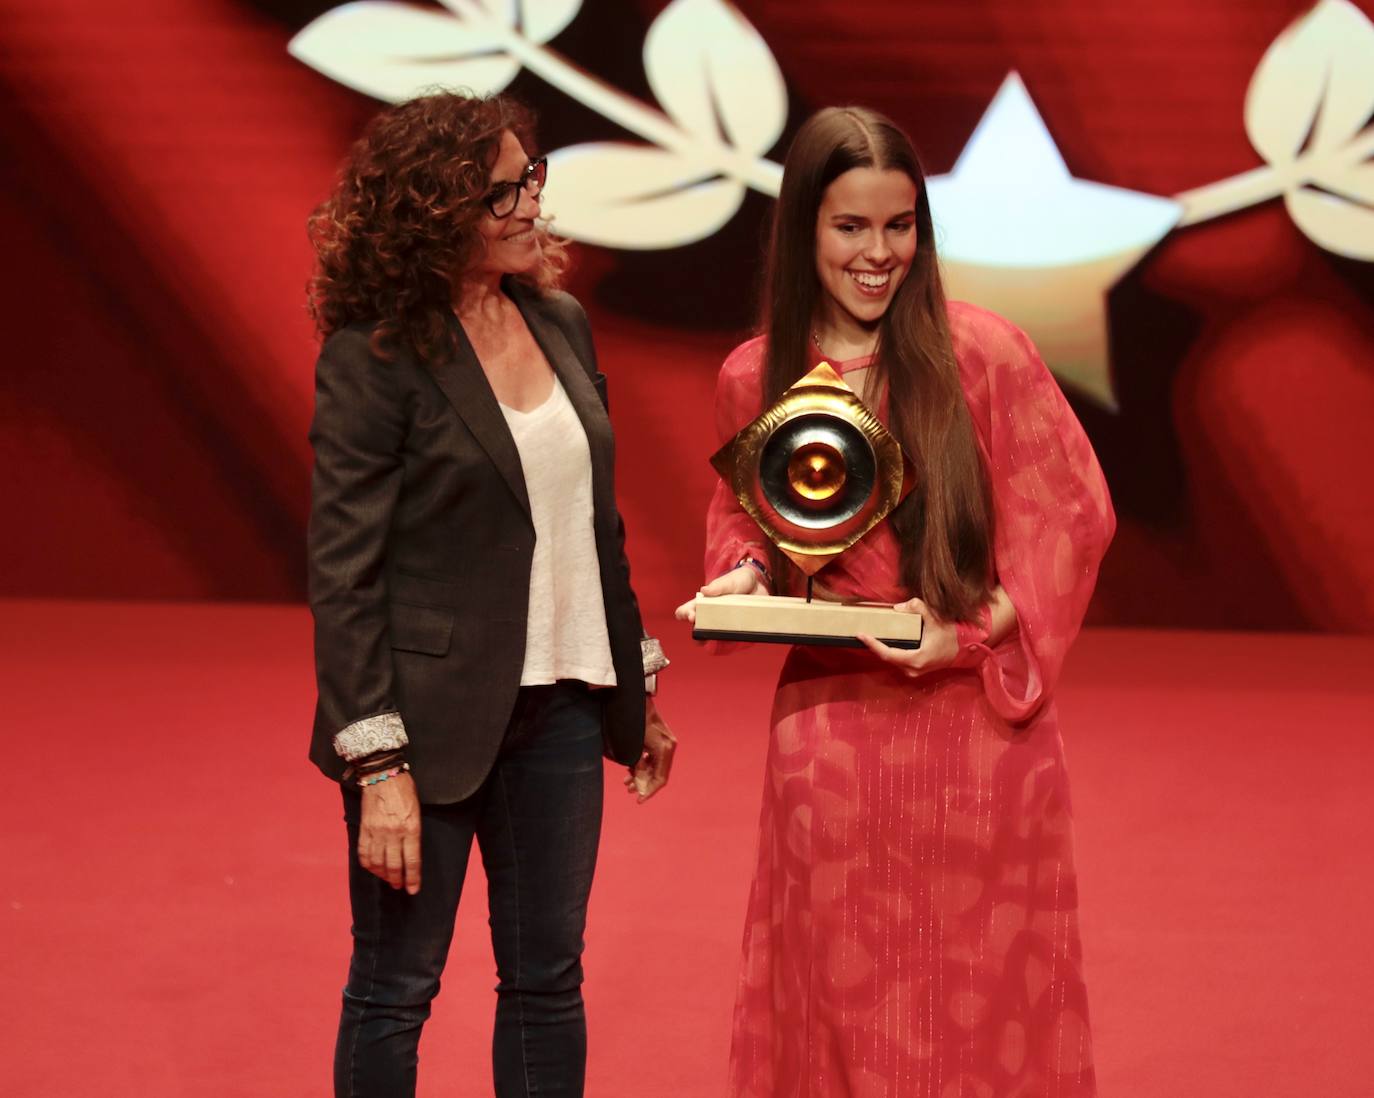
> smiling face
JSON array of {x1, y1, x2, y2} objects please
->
[
  {"x1": 814, "y1": 166, "x2": 919, "y2": 330},
  {"x1": 471, "y1": 129, "x2": 543, "y2": 279}
]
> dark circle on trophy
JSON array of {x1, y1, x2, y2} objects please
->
[{"x1": 759, "y1": 414, "x2": 876, "y2": 530}]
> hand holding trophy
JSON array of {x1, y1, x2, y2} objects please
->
[{"x1": 686, "y1": 360, "x2": 923, "y2": 650}]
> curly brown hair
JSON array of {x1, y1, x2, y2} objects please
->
[{"x1": 308, "y1": 91, "x2": 567, "y2": 363}]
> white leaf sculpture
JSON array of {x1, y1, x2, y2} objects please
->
[
  {"x1": 1288, "y1": 188, "x2": 1374, "y2": 259},
  {"x1": 1241, "y1": 0, "x2": 1374, "y2": 260},
  {"x1": 1245, "y1": 0, "x2": 1374, "y2": 162},
  {"x1": 290, "y1": 2, "x2": 520, "y2": 103},
  {"x1": 643, "y1": 0, "x2": 787, "y2": 155},
  {"x1": 542, "y1": 143, "x2": 746, "y2": 248},
  {"x1": 517, "y1": 0, "x2": 582, "y2": 44},
  {"x1": 438, "y1": 0, "x2": 517, "y2": 26},
  {"x1": 1321, "y1": 164, "x2": 1374, "y2": 204},
  {"x1": 439, "y1": 0, "x2": 578, "y2": 44}
]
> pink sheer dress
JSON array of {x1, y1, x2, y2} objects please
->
[{"x1": 705, "y1": 302, "x2": 1116, "y2": 1098}]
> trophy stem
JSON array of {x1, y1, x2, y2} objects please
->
[{"x1": 806, "y1": 575, "x2": 814, "y2": 604}]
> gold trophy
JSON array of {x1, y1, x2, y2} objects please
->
[{"x1": 691, "y1": 362, "x2": 923, "y2": 649}]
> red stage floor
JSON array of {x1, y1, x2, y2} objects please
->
[{"x1": 3, "y1": 599, "x2": 1371, "y2": 1097}]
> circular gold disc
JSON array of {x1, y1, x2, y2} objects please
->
[{"x1": 787, "y1": 442, "x2": 847, "y2": 503}]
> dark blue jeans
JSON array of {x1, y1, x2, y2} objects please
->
[{"x1": 334, "y1": 682, "x2": 604, "y2": 1098}]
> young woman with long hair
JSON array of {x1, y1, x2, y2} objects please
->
[{"x1": 680, "y1": 106, "x2": 1114, "y2": 1097}]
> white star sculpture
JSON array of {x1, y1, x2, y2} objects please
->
[{"x1": 927, "y1": 74, "x2": 1182, "y2": 409}]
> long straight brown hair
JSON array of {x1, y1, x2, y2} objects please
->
[{"x1": 762, "y1": 106, "x2": 993, "y2": 622}]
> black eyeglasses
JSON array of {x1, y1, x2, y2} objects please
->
[{"x1": 483, "y1": 157, "x2": 547, "y2": 218}]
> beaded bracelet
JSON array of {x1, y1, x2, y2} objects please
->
[{"x1": 358, "y1": 763, "x2": 411, "y2": 789}]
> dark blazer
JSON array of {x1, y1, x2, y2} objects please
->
[{"x1": 307, "y1": 281, "x2": 647, "y2": 804}]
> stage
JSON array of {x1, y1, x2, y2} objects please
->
[{"x1": 4, "y1": 599, "x2": 1371, "y2": 1097}]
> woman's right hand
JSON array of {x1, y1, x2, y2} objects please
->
[
  {"x1": 674, "y1": 564, "x2": 769, "y2": 624},
  {"x1": 358, "y1": 772, "x2": 422, "y2": 895}
]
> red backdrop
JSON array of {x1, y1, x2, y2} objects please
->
[{"x1": 2, "y1": 0, "x2": 1372, "y2": 630}]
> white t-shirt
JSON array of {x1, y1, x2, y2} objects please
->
[{"x1": 499, "y1": 376, "x2": 618, "y2": 687}]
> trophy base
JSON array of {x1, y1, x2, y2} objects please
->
[{"x1": 691, "y1": 594, "x2": 923, "y2": 650}]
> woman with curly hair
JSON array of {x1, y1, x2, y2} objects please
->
[{"x1": 306, "y1": 90, "x2": 676, "y2": 1098}]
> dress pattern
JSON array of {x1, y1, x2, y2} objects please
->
[{"x1": 705, "y1": 303, "x2": 1116, "y2": 1098}]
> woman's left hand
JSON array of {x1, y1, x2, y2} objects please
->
[
  {"x1": 856, "y1": 596, "x2": 958, "y2": 678},
  {"x1": 625, "y1": 698, "x2": 677, "y2": 803}
]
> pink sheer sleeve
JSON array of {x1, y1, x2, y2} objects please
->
[
  {"x1": 704, "y1": 338, "x2": 774, "y2": 583},
  {"x1": 952, "y1": 303, "x2": 1116, "y2": 724}
]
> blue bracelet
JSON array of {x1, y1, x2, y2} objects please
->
[
  {"x1": 358, "y1": 762, "x2": 411, "y2": 788},
  {"x1": 736, "y1": 555, "x2": 771, "y2": 586}
]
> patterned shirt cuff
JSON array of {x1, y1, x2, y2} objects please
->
[
  {"x1": 640, "y1": 636, "x2": 670, "y2": 676},
  {"x1": 333, "y1": 711, "x2": 409, "y2": 761}
]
